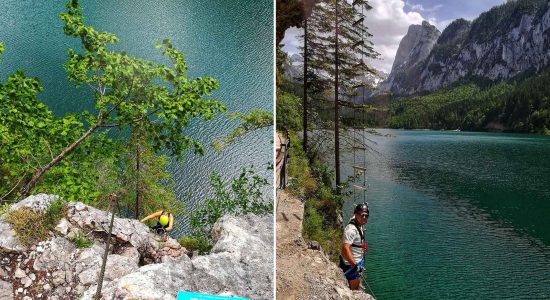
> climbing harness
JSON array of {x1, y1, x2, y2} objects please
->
[{"x1": 349, "y1": 218, "x2": 366, "y2": 250}]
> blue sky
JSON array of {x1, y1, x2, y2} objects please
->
[
  {"x1": 280, "y1": 0, "x2": 507, "y2": 73},
  {"x1": 404, "y1": 0, "x2": 508, "y2": 28}
]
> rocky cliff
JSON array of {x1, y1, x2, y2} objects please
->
[
  {"x1": 380, "y1": 0, "x2": 550, "y2": 95},
  {"x1": 0, "y1": 194, "x2": 273, "y2": 300},
  {"x1": 378, "y1": 21, "x2": 441, "y2": 95}
]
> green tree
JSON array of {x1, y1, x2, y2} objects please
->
[
  {"x1": 304, "y1": 0, "x2": 379, "y2": 187},
  {"x1": 12, "y1": 0, "x2": 225, "y2": 198},
  {"x1": 0, "y1": 62, "x2": 112, "y2": 201},
  {"x1": 190, "y1": 167, "x2": 272, "y2": 237},
  {"x1": 212, "y1": 109, "x2": 273, "y2": 151}
]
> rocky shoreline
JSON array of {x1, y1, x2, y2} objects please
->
[{"x1": 0, "y1": 194, "x2": 273, "y2": 300}]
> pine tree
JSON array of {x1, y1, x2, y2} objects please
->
[{"x1": 301, "y1": 0, "x2": 378, "y2": 188}]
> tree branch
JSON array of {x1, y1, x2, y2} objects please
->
[
  {"x1": 19, "y1": 155, "x2": 38, "y2": 171},
  {"x1": 106, "y1": 77, "x2": 134, "y2": 116},
  {"x1": 43, "y1": 139, "x2": 55, "y2": 160},
  {"x1": 0, "y1": 173, "x2": 27, "y2": 201}
]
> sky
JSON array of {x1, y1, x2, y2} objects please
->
[{"x1": 280, "y1": 0, "x2": 507, "y2": 73}]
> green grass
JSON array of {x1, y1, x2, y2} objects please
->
[
  {"x1": 5, "y1": 199, "x2": 67, "y2": 247},
  {"x1": 5, "y1": 208, "x2": 49, "y2": 247},
  {"x1": 43, "y1": 198, "x2": 66, "y2": 228},
  {"x1": 178, "y1": 235, "x2": 212, "y2": 255},
  {"x1": 72, "y1": 230, "x2": 93, "y2": 248},
  {"x1": 0, "y1": 203, "x2": 11, "y2": 216}
]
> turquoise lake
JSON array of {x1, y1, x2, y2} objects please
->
[
  {"x1": 0, "y1": 0, "x2": 273, "y2": 234},
  {"x1": 341, "y1": 130, "x2": 550, "y2": 299}
]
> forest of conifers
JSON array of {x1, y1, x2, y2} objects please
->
[{"x1": 388, "y1": 68, "x2": 550, "y2": 134}]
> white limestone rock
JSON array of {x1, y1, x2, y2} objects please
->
[
  {"x1": 9, "y1": 194, "x2": 59, "y2": 213},
  {"x1": 82, "y1": 214, "x2": 274, "y2": 300},
  {"x1": 0, "y1": 280, "x2": 14, "y2": 300},
  {"x1": 0, "y1": 219, "x2": 27, "y2": 253}
]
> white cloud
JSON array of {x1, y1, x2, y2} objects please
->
[
  {"x1": 365, "y1": 0, "x2": 425, "y2": 73},
  {"x1": 280, "y1": 26, "x2": 303, "y2": 56},
  {"x1": 279, "y1": 0, "x2": 428, "y2": 74},
  {"x1": 405, "y1": 1, "x2": 443, "y2": 13}
]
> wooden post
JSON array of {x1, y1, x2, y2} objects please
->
[{"x1": 94, "y1": 193, "x2": 118, "y2": 299}]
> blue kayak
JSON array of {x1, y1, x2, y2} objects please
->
[{"x1": 176, "y1": 291, "x2": 249, "y2": 300}]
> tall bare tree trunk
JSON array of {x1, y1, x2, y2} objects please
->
[
  {"x1": 303, "y1": 17, "x2": 309, "y2": 153},
  {"x1": 334, "y1": 0, "x2": 341, "y2": 190},
  {"x1": 135, "y1": 144, "x2": 142, "y2": 219}
]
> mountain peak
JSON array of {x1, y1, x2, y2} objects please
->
[{"x1": 378, "y1": 0, "x2": 550, "y2": 96}]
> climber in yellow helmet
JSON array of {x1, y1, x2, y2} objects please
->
[{"x1": 141, "y1": 210, "x2": 174, "y2": 239}]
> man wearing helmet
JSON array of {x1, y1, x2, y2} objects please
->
[
  {"x1": 141, "y1": 210, "x2": 174, "y2": 240},
  {"x1": 339, "y1": 203, "x2": 369, "y2": 290}
]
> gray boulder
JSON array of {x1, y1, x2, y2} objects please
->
[
  {"x1": 0, "y1": 280, "x2": 14, "y2": 300},
  {"x1": 82, "y1": 214, "x2": 274, "y2": 300},
  {"x1": 0, "y1": 193, "x2": 59, "y2": 253},
  {"x1": 9, "y1": 194, "x2": 59, "y2": 213},
  {"x1": 0, "y1": 219, "x2": 27, "y2": 253},
  {"x1": 65, "y1": 202, "x2": 157, "y2": 251}
]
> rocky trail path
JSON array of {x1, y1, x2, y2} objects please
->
[{"x1": 276, "y1": 190, "x2": 374, "y2": 300}]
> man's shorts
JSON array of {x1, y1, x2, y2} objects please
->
[{"x1": 339, "y1": 262, "x2": 360, "y2": 281}]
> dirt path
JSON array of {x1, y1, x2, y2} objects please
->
[{"x1": 276, "y1": 190, "x2": 374, "y2": 300}]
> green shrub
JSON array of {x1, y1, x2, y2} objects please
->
[
  {"x1": 190, "y1": 166, "x2": 272, "y2": 237},
  {"x1": 44, "y1": 198, "x2": 66, "y2": 229},
  {"x1": 5, "y1": 208, "x2": 49, "y2": 247},
  {"x1": 0, "y1": 203, "x2": 11, "y2": 216},
  {"x1": 276, "y1": 91, "x2": 303, "y2": 131},
  {"x1": 72, "y1": 230, "x2": 93, "y2": 248},
  {"x1": 303, "y1": 206, "x2": 324, "y2": 240},
  {"x1": 286, "y1": 132, "x2": 317, "y2": 198},
  {"x1": 178, "y1": 235, "x2": 212, "y2": 255}
]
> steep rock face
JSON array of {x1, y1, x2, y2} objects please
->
[
  {"x1": 81, "y1": 214, "x2": 274, "y2": 300},
  {"x1": 0, "y1": 195, "x2": 185, "y2": 299},
  {"x1": 382, "y1": 0, "x2": 550, "y2": 95},
  {"x1": 1, "y1": 195, "x2": 272, "y2": 299},
  {"x1": 379, "y1": 21, "x2": 441, "y2": 95}
]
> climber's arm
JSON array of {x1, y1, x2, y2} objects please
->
[
  {"x1": 140, "y1": 211, "x2": 162, "y2": 223},
  {"x1": 166, "y1": 214, "x2": 174, "y2": 231}
]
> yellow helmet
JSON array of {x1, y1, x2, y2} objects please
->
[{"x1": 159, "y1": 214, "x2": 169, "y2": 226}]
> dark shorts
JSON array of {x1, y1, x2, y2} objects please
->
[
  {"x1": 152, "y1": 223, "x2": 167, "y2": 235},
  {"x1": 339, "y1": 261, "x2": 359, "y2": 281}
]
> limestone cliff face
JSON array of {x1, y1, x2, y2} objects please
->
[
  {"x1": 378, "y1": 21, "x2": 441, "y2": 95},
  {"x1": 381, "y1": 0, "x2": 550, "y2": 95}
]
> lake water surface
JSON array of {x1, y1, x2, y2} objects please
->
[
  {"x1": 0, "y1": 0, "x2": 273, "y2": 234},
  {"x1": 342, "y1": 130, "x2": 550, "y2": 299}
]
